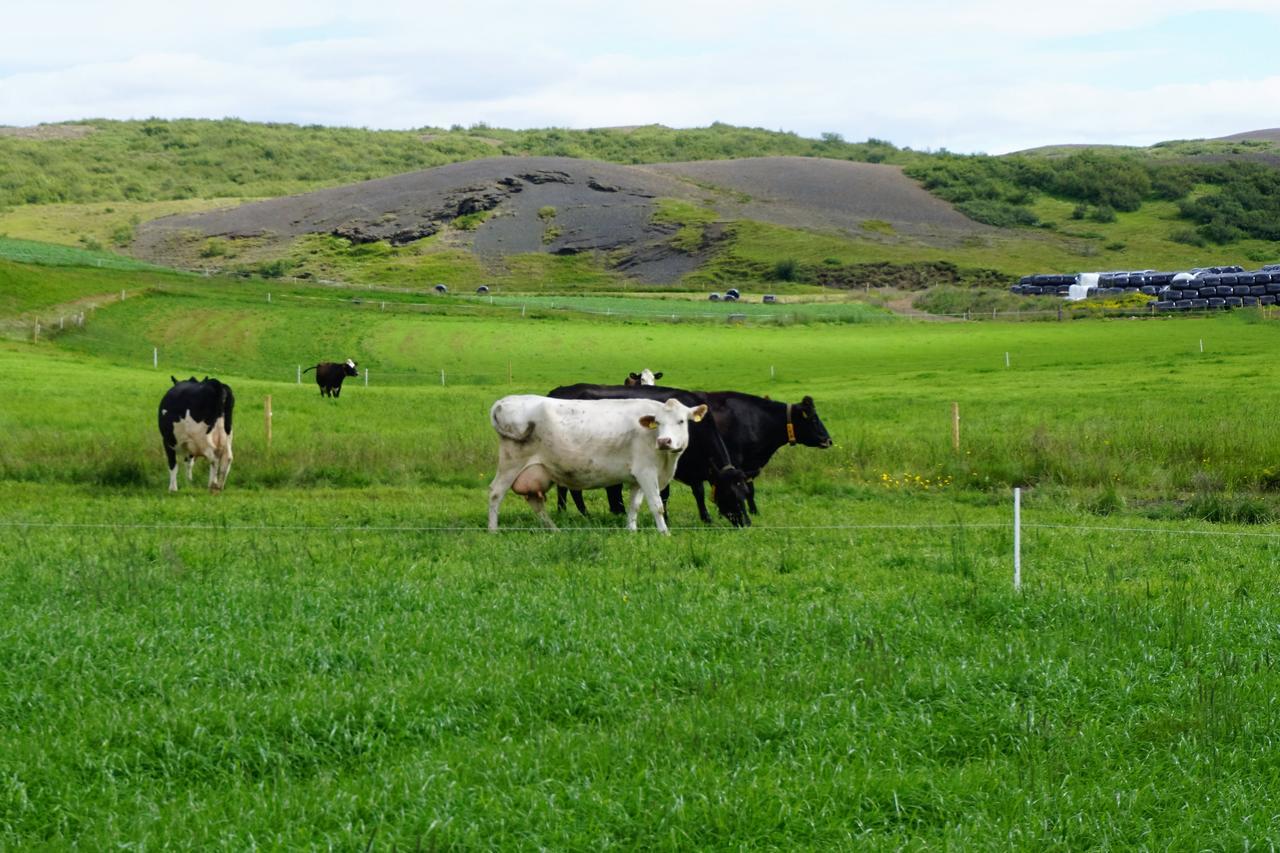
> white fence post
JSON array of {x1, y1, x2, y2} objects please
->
[
  {"x1": 267, "y1": 292, "x2": 271, "y2": 303},
  {"x1": 1005, "y1": 351, "x2": 1010, "y2": 368},
  {"x1": 1013, "y1": 487, "x2": 1022, "y2": 592},
  {"x1": 153, "y1": 347, "x2": 158, "y2": 368},
  {"x1": 364, "y1": 368, "x2": 369, "y2": 387}
]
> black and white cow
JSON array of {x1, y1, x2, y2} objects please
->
[
  {"x1": 158, "y1": 376, "x2": 235, "y2": 493},
  {"x1": 547, "y1": 383, "x2": 751, "y2": 526},
  {"x1": 303, "y1": 359, "x2": 359, "y2": 397},
  {"x1": 488, "y1": 395, "x2": 707, "y2": 534},
  {"x1": 624, "y1": 369, "x2": 663, "y2": 386}
]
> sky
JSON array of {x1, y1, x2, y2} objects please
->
[{"x1": 2, "y1": 0, "x2": 1279, "y2": 154}]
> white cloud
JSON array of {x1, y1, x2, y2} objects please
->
[{"x1": 2, "y1": 1, "x2": 1278, "y2": 152}]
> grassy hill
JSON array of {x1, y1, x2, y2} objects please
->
[{"x1": 3, "y1": 119, "x2": 1280, "y2": 306}]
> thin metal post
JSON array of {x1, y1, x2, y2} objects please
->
[
  {"x1": 440, "y1": 369, "x2": 446, "y2": 386},
  {"x1": 153, "y1": 347, "x2": 158, "y2": 368},
  {"x1": 264, "y1": 395, "x2": 273, "y2": 450},
  {"x1": 951, "y1": 402, "x2": 960, "y2": 452},
  {"x1": 364, "y1": 368, "x2": 369, "y2": 387},
  {"x1": 1014, "y1": 487, "x2": 1022, "y2": 592}
]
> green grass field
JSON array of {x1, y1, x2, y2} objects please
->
[{"x1": 4, "y1": 259, "x2": 1280, "y2": 847}]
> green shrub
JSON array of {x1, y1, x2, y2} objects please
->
[
  {"x1": 1088, "y1": 205, "x2": 1117, "y2": 223},
  {"x1": 772, "y1": 258, "x2": 799, "y2": 281}
]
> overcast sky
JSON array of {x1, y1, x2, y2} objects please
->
[{"x1": 2, "y1": 0, "x2": 1278, "y2": 154}]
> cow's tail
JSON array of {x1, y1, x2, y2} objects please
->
[
  {"x1": 217, "y1": 383, "x2": 232, "y2": 421},
  {"x1": 302, "y1": 365, "x2": 317, "y2": 374},
  {"x1": 490, "y1": 400, "x2": 536, "y2": 442}
]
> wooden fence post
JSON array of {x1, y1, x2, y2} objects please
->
[
  {"x1": 951, "y1": 402, "x2": 960, "y2": 453},
  {"x1": 264, "y1": 396, "x2": 273, "y2": 451}
]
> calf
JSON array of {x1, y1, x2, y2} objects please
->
[
  {"x1": 704, "y1": 391, "x2": 832, "y2": 514},
  {"x1": 548, "y1": 383, "x2": 751, "y2": 526},
  {"x1": 488, "y1": 395, "x2": 707, "y2": 534},
  {"x1": 159, "y1": 376, "x2": 235, "y2": 492},
  {"x1": 303, "y1": 359, "x2": 359, "y2": 397}
]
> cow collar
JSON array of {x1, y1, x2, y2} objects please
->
[{"x1": 786, "y1": 402, "x2": 796, "y2": 446}]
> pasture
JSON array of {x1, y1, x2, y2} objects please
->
[{"x1": 4, "y1": 271, "x2": 1280, "y2": 847}]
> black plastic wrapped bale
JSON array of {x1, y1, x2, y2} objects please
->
[
  {"x1": 709, "y1": 293, "x2": 722, "y2": 301},
  {"x1": 1019, "y1": 276, "x2": 1034, "y2": 286},
  {"x1": 726, "y1": 288, "x2": 741, "y2": 299},
  {"x1": 1243, "y1": 296, "x2": 1259, "y2": 306},
  {"x1": 1154, "y1": 301, "x2": 1176, "y2": 311},
  {"x1": 1176, "y1": 300, "x2": 1193, "y2": 309},
  {"x1": 1238, "y1": 273, "x2": 1256, "y2": 286},
  {"x1": 1140, "y1": 286, "x2": 1157, "y2": 295},
  {"x1": 1232, "y1": 285, "x2": 1251, "y2": 296},
  {"x1": 1268, "y1": 283, "x2": 1280, "y2": 295},
  {"x1": 1150, "y1": 272, "x2": 1174, "y2": 285},
  {"x1": 1165, "y1": 290, "x2": 1183, "y2": 300},
  {"x1": 1251, "y1": 285, "x2": 1267, "y2": 296},
  {"x1": 1225, "y1": 297, "x2": 1244, "y2": 308},
  {"x1": 1189, "y1": 299, "x2": 1208, "y2": 309},
  {"x1": 1209, "y1": 298, "x2": 1226, "y2": 309},
  {"x1": 1220, "y1": 274, "x2": 1238, "y2": 286},
  {"x1": 1025, "y1": 286, "x2": 1042, "y2": 295},
  {"x1": 1261, "y1": 295, "x2": 1276, "y2": 306}
]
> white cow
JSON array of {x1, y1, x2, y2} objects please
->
[{"x1": 487, "y1": 395, "x2": 707, "y2": 533}]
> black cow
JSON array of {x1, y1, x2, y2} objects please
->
[
  {"x1": 159, "y1": 376, "x2": 235, "y2": 493},
  {"x1": 303, "y1": 359, "x2": 359, "y2": 397},
  {"x1": 547, "y1": 383, "x2": 750, "y2": 526},
  {"x1": 703, "y1": 392, "x2": 832, "y2": 514}
]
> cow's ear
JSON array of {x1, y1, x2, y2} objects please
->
[
  {"x1": 639, "y1": 415, "x2": 658, "y2": 430},
  {"x1": 802, "y1": 395, "x2": 814, "y2": 406},
  {"x1": 629, "y1": 372, "x2": 640, "y2": 380},
  {"x1": 690, "y1": 404, "x2": 708, "y2": 423},
  {"x1": 654, "y1": 372, "x2": 663, "y2": 380}
]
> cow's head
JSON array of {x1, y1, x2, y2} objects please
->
[
  {"x1": 790, "y1": 395, "x2": 833, "y2": 448},
  {"x1": 625, "y1": 369, "x2": 663, "y2": 387},
  {"x1": 711, "y1": 465, "x2": 751, "y2": 527},
  {"x1": 344, "y1": 359, "x2": 359, "y2": 376},
  {"x1": 638, "y1": 399, "x2": 707, "y2": 453}
]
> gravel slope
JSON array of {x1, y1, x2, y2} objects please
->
[{"x1": 134, "y1": 155, "x2": 985, "y2": 283}]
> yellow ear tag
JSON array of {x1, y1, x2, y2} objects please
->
[
  {"x1": 647, "y1": 421, "x2": 658, "y2": 429},
  {"x1": 692, "y1": 412, "x2": 704, "y2": 423}
]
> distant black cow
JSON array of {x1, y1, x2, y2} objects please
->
[
  {"x1": 303, "y1": 359, "x2": 359, "y2": 397},
  {"x1": 703, "y1": 391, "x2": 832, "y2": 514},
  {"x1": 548, "y1": 383, "x2": 751, "y2": 526},
  {"x1": 159, "y1": 376, "x2": 235, "y2": 493}
]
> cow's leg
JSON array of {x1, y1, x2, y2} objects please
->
[
  {"x1": 605, "y1": 484, "x2": 626, "y2": 515},
  {"x1": 165, "y1": 444, "x2": 179, "y2": 492},
  {"x1": 555, "y1": 485, "x2": 568, "y2": 512},
  {"x1": 523, "y1": 492, "x2": 559, "y2": 531},
  {"x1": 689, "y1": 481, "x2": 713, "y2": 523},
  {"x1": 214, "y1": 452, "x2": 232, "y2": 493},
  {"x1": 487, "y1": 467, "x2": 520, "y2": 532},
  {"x1": 185, "y1": 455, "x2": 195, "y2": 482},
  {"x1": 333, "y1": 385, "x2": 341, "y2": 398},
  {"x1": 632, "y1": 473, "x2": 670, "y2": 535},
  {"x1": 571, "y1": 490, "x2": 589, "y2": 516},
  {"x1": 747, "y1": 481, "x2": 758, "y2": 515}
]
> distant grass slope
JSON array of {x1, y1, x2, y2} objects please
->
[{"x1": 0, "y1": 119, "x2": 906, "y2": 208}]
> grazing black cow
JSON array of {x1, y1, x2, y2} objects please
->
[
  {"x1": 625, "y1": 369, "x2": 663, "y2": 386},
  {"x1": 159, "y1": 376, "x2": 235, "y2": 493},
  {"x1": 548, "y1": 383, "x2": 751, "y2": 526},
  {"x1": 303, "y1": 359, "x2": 359, "y2": 397},
  {"x1": 703, "y1": 391, "x2": 832, "y2": 514}
]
